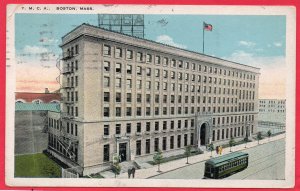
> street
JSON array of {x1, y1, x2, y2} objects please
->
[{"x1": 150, "y1": 138, "x2": 285, "y2": 180}]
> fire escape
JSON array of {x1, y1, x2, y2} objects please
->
[{"x1": 55, "y1": 50, "x2": 79, "y2": 162}]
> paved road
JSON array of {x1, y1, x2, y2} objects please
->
[{"x1": 150, "y1": 139, "x2": 285, "y2": 180}]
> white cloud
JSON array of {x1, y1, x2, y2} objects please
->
[
  {"x1": 156, "y1": 35, "x2": 187, "y2": 49},
  {"x1": 273, "y1": 42, "x2": 282, "y2": 47},
  {"x1": 238, "y1": 40, "x2": 256, "y2": 47},
  {"x1": 224, "y1": 50, "x2": 286, "y2": 99},
  {"x1": 23, "y1": 45, "x2": 48, "y2": 54}
]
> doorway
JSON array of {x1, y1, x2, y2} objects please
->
[
  {"x1": 119, "y1": 143, "x2": 127, "y2": 162},
  {"x1": 200, "y1": 123, "x2": 206, "y2": 145}
]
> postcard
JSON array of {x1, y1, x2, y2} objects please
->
[{"x1": 6, "y1": 4, "x2": 296, "y2": 188}]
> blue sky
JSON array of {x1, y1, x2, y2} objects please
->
[{"x1": 15, "y1": 14, "x2": 286, "y2": 98}]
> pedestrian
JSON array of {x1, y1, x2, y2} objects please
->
[
  {"x1": 216, "y1": 146, "x2": 219, "y2": 155},
  {"x1": 127, "y1": 168, "x2": 132, "y2": 178},
  {"x1": 131, "y1": 167, "x2": 136, "y2": 178},
  {"x1": 219, "y1": 146, "x2": 223, "y2": 155}
]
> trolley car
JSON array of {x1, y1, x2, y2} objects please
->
[{"x1": 204, "y1": 151, "x2": 249, "y2": 179}]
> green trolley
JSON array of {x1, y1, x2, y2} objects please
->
[{"x1": 204, "y1": 151, "x2": 249, "y2": 179}]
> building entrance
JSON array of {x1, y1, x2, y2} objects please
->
[
  {"x1": 200, "y1": 123, "x2": 206, "y2": 145},
  {"x1": 119, "y1": 143, "x2": 127, "y2": 162}
]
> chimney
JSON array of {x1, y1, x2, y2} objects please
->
[{"x1": 45, "y1": 88, "x2": 50, "y2": 93}]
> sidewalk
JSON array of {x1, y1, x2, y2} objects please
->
[{"x1": 104, "y1": 133, "x2": 285, "y2": 179}]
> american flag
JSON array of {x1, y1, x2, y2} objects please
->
[{"x1": 204, "y1": 22, "x2": 213, "y2": 31}]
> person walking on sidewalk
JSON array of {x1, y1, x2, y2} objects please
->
[
  {"x1": 216, "y1": 146, "x2": 219, "y2": 155},
  {"x1": 131, "y1": 167, "x2": 136, "y2": 178},
  {"x1": 127, "y1": 168, "x2": 132, "y2": 178},
  {"x1": 219, "y1": 146, "x2": 223, "y2": 155}
]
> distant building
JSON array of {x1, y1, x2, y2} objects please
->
[
  {"x1": 15, "y1": 88, "x2": 61, "y2": 104},
  {"x1": 258, "y1": 99, "x2": 286, "y2": 128},
  {"x1": 48, "y1": 23, "x2": 260, "y2": 175}
]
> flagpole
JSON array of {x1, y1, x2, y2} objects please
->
[{"x1": 203, "y1": 22, "x2": 205, "y2": 54}]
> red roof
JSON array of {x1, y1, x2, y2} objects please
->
[{"x1": 15, "y1": 92, "x2": 61, "y2": 103}]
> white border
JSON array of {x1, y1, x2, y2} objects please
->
[{"x1": 6, "y1": 4, "x2": 296, "y2": 188}]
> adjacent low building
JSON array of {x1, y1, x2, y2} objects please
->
[
  {"x1": 47, "y1": 23, "x2": 260, "y2": 175},
  {"x1": 258, "y1": 99, "x2": 286, "y2": 130}
]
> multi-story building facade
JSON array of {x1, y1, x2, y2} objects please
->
[
  {"x1": 47, "y1": 23, "x2": 260, "y2": 175},
  {"x1": 258, "y1": 99, "x2": 286, "y2": 127}
]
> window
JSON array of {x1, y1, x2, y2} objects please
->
[
  {"x1": 103, "y1": 144, "x2": 110, "y2": 161},
  {"x1": 116, "y1": 107, "x2": 121, "y2": 117},
  {"x1": 171, "y1": 59, "x2": 176, "y2": 67},
  {"x1": 116, "y1": 124, "x2": 121, "y2": 135},
  {"x1": 137, "y1": 66, "x2": 142, "y2": 75},
  {"x1": 171, "y1": 121, "x2": 174, "y2": 130},
  {"x1": 104, "y1": 92, "x2": 110, "y2": 102},
  {"x1": 126, "y1": 50, "x2": 133, "y2": 59},
  {"x1": 146, "y1": 139, "x2": 150, "y2": 154},
  {"x1": 155, "y1": 95, "x2": 159, "y2": 103},
  {"x1": 116, "y1": 93, "x2": 121, "y2": 102},
  {"x1": 116, "y1": 78, "x2": 121, "y2": 88},
  {"x1": 146, "y1": 122, "x2": 151, "y2": 132},
  {"x1": 185, "y1": 62, "x2": 189, "y2": 69},
  {"x1": 184, "y1": 134, "x2": 188, "y2": 146},
  {"x1": 146, "y1": 54, "x2": 152, "y2": 63},
  {"x1": 178, "y1": 60, "x2": 183, "y2": 68},
  {"x1": 137, "y1": 52, "x2": 143, "y2": 61},
  {"x1": 170, "y1": 136, "x2": 174, "y2": 149},
  {"x1": 104, "y1": 61, "x2": 110, "y2": 71},
  {"x1": 137, "y1": 122, "x2": 141, "y2": 133},
  {"x1": 163, "y1": 95, "x2": 167, "y2": 103},
  {"x1": 115, "y1": 47, "x2": 122, "y2": 58},
  {"x1": 136, "y1": 140, "x2": 141, "y2": 155},
  {"x1": 146, "y1": 94, "x2": 151, "y2": 103},
  {"x1": 103, "y1": 45, "x2": 111, "y2": 56},
  {"x1": 155, "y1": 56, "x2": 161, "y2": 64},
  {"x1": 163, "y1": 57, "x2": 168, "y2": 66},
  {"x1": 155, "y1": 138, "x2": 159, "y2": 152},
  {"x1": 104, "y1": 125, "x2": 109, "y2": 135},
  {"x1": 155, "y1": 82, "x2": 160, "y2": 90},
  {"x1": 137, "y1": 94, "x2": 142, "y2": 103},
  {"x1": 146, "y1": 68, "x2": 151, "y2": 77},
  {"x1": 190, "y1": 133, "x2": 194, "y2": 145},
  {"x1": 171, "y1": 71, "x2": 175, "y2": 79},
  {"x1": 163, "y1": 121, "x2": 167, "y2": 130},
  {"x1": 127, "y1": 65, "x2": 132, "y2": 74},
  {"x1": 155, "y1": 107, "x2": 159, "y2": 115},
  {"x1": 104, "y1": 77, "x2": 110, "y2": 87},
  {"x1": 104, "y1": 107, "x2": 109, "y2": 117},
  {"x1": 146, "y1": 107, "x2": 151, "y2": 116},
  {"x1": 177, "y1": 135, "x2": 181, "y2": 148},
  {"x1": 163, "y1": 70, "x2": 168, "y2": 78},
  {"x1": 116, "y1": 63, "x2": 122, "y2": 73},
  {"x1": 163, "y1": 137, "x2": 167, "y2": 150},
  {"x1": 146, "y1": 81, "x2": 151, "y2": 90},
  {"x1": 127, "y1": 79, "x2": 132, "y2": 88},
  {"x1": 137, "y1": 80, "x2": 142, "y2": 89},
  {"x1": 136, "y1": 107, "x2": 142, "y2": 116},
  {"x1": 126, "y1": 93, "x2": 132, "y2": 103},
  {"x1": 178, "y1": 120, "x2": 181, "y2": 129},
  {"x1": 155, "y1": 122, "x2": 159, "y2": 131},
  {"x1": 75, "y1": 45, "x2": 79, "y2": 54},
  {"x1": 126, "y1": 123, "x2": 131, "y2": 134},
  {"x1": 155, "y1": 69, "x2": 160, "y2": 77},
  {"x1": 163, "y1": 82, "x2": 167, "y2": 91}
]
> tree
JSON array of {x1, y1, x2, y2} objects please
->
[
  {"x1": 229, "y1": 137, "x2": 236, "y2": 152},
  {"x1": 267, "y1": 130, "x2": 272, "y2": 141},
  {"x1": 153, "y1": 149, "x2": 164, "y2": 172},
  {"x1": 208, "y1": 143, "x2": 214, "y2": 157},
  {"x1": 112, "y1": 155, "x2": 121, "y2": 178},
  {"x1": 257, "y1": 132, "x2": 263, "y2": 144},
  {"x1": 184, "y1": 145, "x2": 192, "y2": 164}
]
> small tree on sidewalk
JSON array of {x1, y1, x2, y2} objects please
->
[
  {"x1": 153, "y1": 149, "x2": 164, "y2": 172},
  {"x1": 208, "y1": 143, "x2": 214, "y2": 157},
  {"x1": 229, "y1": 137, "x2": 236, "y2": 152},
  {"x1": 267, "y1": 130, "x2": 272, "y2": 141},
  {"x1": 257, "y1": 132, "x2": 262, "y2": 144},
  {"x1": 184, "y1": 145, "x2": 192, "y2": 164},
  {"x1": 112, "y1": 155, "x2": 121, "y2": 178}
]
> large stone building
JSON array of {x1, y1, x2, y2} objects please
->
[{"x1": 47, "y1": 23, "x2": 260, "y2": 175}]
